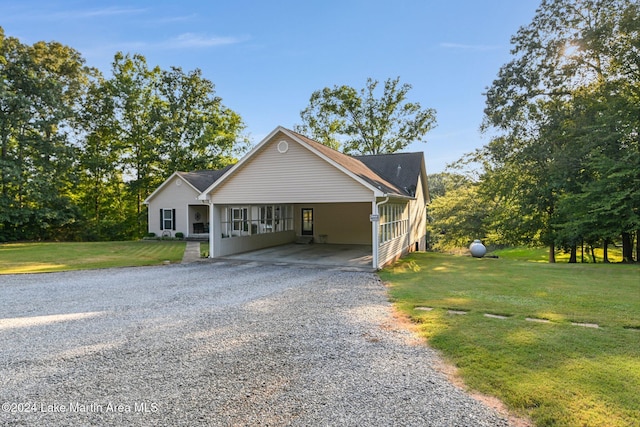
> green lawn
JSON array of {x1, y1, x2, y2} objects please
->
[
  {"x1": 0, "y1": 241, "x2": 186, "y2": 274},
  {"x1": 491, "y1": 246, "x2": 624, "y2": 263},
  {"x1": 379, "y1": 252, "x2": 640, "y2": 427}
]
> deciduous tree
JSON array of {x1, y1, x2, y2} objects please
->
[
  {"x1": 296, "y1": 77, "x2": 436, "y2": 154},
  {"x1": 0, "y1": 28, "x2": 92, "y2": 240},
  {"x1": 480, "y1": 0, "x2": 639, "y2": 262}
]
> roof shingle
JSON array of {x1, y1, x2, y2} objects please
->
[{"x1": 177, "y1": 165, "x2": 233, "y2": 192}]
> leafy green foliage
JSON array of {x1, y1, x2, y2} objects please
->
[
  {"x1": 0, "y1": 29, "x2": 92, "y2": 241},
  {"x1": 474, "y1": 0, "x2": 640, "y2": 262},
  {"x1": 296, "y1": 77, "x2": 436, "y2": 154},
  {"x1": 426, "y1": 173, "x2": 489, "y2": 249},
  {"x1": 155, "y1": 66, "x2": 246, "y2": 173},
  {"x1": 0, "y1": 28, "x2": 247, "y2": 242}
]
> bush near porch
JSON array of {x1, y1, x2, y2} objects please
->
[
  {"x1": 0, "y1": 241, "x2": 186, "y2": 274},
  {"x1": 379, "y1": 252, "x2": 639, "y2": 427}
]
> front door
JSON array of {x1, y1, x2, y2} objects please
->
[{"x1": 301, "y1": 208, "x2": 313, "y2": 236}]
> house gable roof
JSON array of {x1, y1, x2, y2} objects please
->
[
  {"x1": 288, "y1": 130, "x2": 408, "y2": 197},
  {"x1": 199, "y1": 126, "x2": 425, "y2": 200},
  {"x1": 177, "y1": 165, "x2": 233, "y2": 192},
  {"x1": 143, "y1": 165, "x2": 233, "y2": 204},
  {"x1": 355, "y1": 152, "x2": 427, "y2": 200}
]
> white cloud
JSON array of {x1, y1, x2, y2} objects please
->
[
  {"x1": 165, "y1": 33, "x2": 248, "y2": 49},
  {"x1": 440, "y1": 42, "x2": 501, "y2": 51},
  {"x1": 75, "y1": 7, "x2": 147, "y2": 18},
  {"x1": 41, "y1": 7, "x2": 148, "y2": 20},
  {"x1": 81, "y1": 33, "x2": 248, "y2": 60},
  {"x1": 3, "y1": 5, "x2": 147, "y2": 22}
]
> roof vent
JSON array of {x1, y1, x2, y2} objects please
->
[{"x1": 396, "y1": 165, "x2": 402, "y2": 177}]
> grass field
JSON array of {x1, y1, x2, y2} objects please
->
[
  {"x1": 0, "y1": 241, "x2": 186, "y2": 274},
  {"x1": 491, "y1": 246, "x2": 624, "y2": 263},
  {"x1": 379, "y1": 252, "x2": 639, "y2": 427}
]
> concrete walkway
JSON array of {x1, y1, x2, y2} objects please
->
[{"x1": 181, "y1": 241, "x2": 202, "y2": 263}]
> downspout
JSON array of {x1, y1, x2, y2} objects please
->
[{"x1": 372, "y1": 196, "x2": 389, "y2": 270}]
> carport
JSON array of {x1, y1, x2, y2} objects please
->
[
  {"x1": 220, "y1": 243, "x2": 373, "y2": 270},
  {"x1": 195, "y1": 127, "x2": 428, "y2": 270}
]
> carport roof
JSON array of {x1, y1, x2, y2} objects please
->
[
  {"x1": 288, "y1": 130, "x2": 407, "y2": 197},
  {"x1": 289, "y1": 129, "x2": 425, "y2": 199},
  {"x1": 192, "y1": 126, "x2": 426, "y2": 200}
]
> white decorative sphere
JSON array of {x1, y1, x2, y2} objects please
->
[{"x1": 469, "y1": 240, "x2": 487, "y2": 258}]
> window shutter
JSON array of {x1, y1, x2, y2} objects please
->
[
  {"x1": 160, "y1": 209, "x2": 164, "y2": 230},
  {"x1": 172, "y1": 209, "x2": 176, "y2": 230}
]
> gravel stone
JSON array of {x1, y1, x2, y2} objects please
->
[{"x1": 1, "y1": 261, "x2": 512, "y2": 426}]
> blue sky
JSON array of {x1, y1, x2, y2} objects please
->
[{"x1": 1, "y1": 0, "x2": 540, "y2": 173}]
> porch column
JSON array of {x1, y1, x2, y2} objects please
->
[
  {"x1": 371, "y1": 200, "x2": 379, "y2": 270},
  {"x1": 208, "y1": 201, "x2": 215, "y2": 258}
]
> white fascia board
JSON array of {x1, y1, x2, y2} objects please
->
[{"x1": 385, "y1": 193, "x2": 415, "y2": 201}]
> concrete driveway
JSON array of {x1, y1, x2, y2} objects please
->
[
  {"x1": 221, "y1": 243, "x2": 373, "y2": 271},
  {"x1": 0, "y1": 262, "x2": 512, "y2": 426}
]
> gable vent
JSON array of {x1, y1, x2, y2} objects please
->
[{"x1": 277, "y1": 140, "x2": 289, "y2": 153}]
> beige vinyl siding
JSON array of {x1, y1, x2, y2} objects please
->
[
  {"x1": 409, "y1": 178, "x2": 428, "y2": 250},
  {"x1": 377, "y1": 176, "x2": 427, "y2": 266},
  {"x1": 293, "y1": 203, "x2": 372, "y2": 245},
  {"x1": 147, "y1": 177, "x2": 200, "y2": 236},
  {"x1": 210, "y1": 134, "x2": 374, "y2": 204},
  {"x1": 379, "y1": 237, "x2": 410, "y2": 267},
  {"x1": 215, "y1": 230, "x2": 297, "y2": 257}
]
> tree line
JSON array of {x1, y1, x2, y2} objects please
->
[
  {"x1": 428, "y1": 0, "x2": 639, "y2": 262},
  {"x1": 0, "y1": 28, "x2": 247, "y2": 241},
  {"x1": 1, "y1": 20, "x2": 437, "y2": 243},
  {"x1": 3, "y1": 0, "x2": 637, "y2": 261}
]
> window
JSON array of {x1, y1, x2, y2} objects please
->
[
  {"x1": 379, "y1": 203, "x2": 408, "y2": 244},
  {"x1": 160, "y1": 209, "x2": 175, "y2": 231},
  {"x1": 231, "y1": 208, "x2": 248, "y2": 234},
  {"x1": 260, "y1": 206, "x2": 273, "y2": 230},
  {"x1": 221, "y1": 205, "x2": 294, "y2": 238}
]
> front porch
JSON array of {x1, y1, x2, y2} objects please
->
[
  {"x1": 188, "y1": 204, "x2": 209, "y2": 239},
  {"x1": 186, "y1": 234, "x2": 209, "y2": 241}
]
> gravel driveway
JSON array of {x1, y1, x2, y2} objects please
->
[{"x1": 1, "y1": 260, "x2": 512, "y2": 426}]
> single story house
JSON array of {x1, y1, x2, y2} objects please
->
[{"x1": 143, "y1": 126, "x2": 429, "y2": 269}]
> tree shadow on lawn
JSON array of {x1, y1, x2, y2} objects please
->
[{"x1": 411, "y1": 308, "x2": 640, "y2": 427}]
